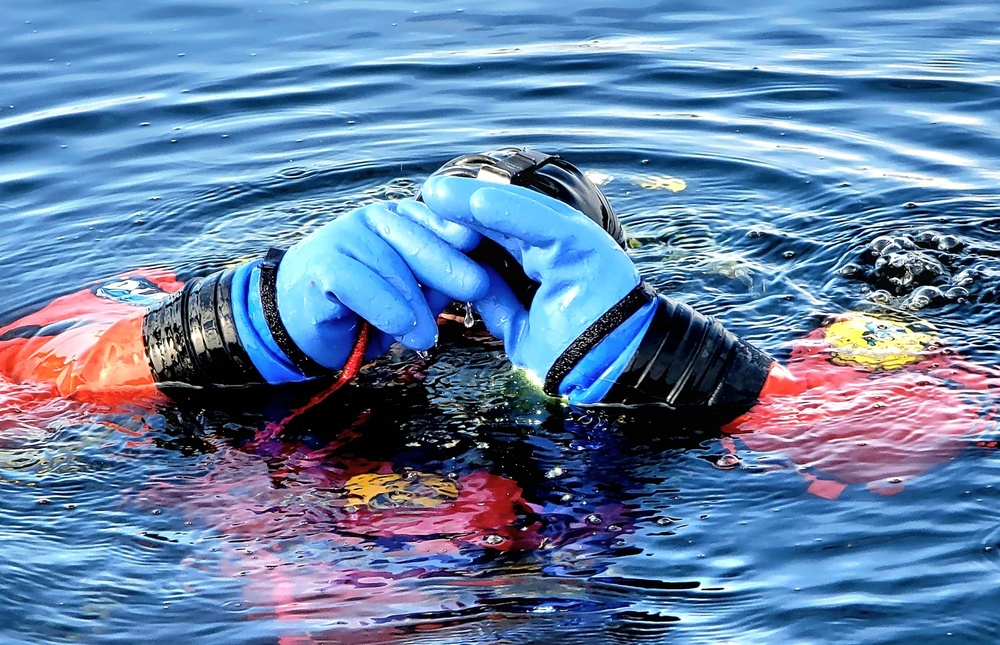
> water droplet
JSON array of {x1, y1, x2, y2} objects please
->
[
  {"x1": 585, "y1": 513, "x2": 603, "y2": 525},
  {"x1": 607, "y1": 524, "x2": 622, "y2": 532},
  {"x1": 483, "y1": 534, "x2": 505, "y2": 546},
  {"x1": 464, "y1": 302, "x2": 475, "y2": 328}
]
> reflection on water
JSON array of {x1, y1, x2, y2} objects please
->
[{"x1": 3, "y1": 0, "x2": 1000, "y2": 642}]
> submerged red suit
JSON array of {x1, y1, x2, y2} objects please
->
[
  {"x1": 3, "y1": 274, "x2": 999, "y2": 640},
  {"x1": 0, "y1": 271, "x2": 550, "y2": 636},
  {"x1": 723, "y1": 314, "x2": 999, "y2": 499},
  {"x1": 2, "y1": 278, "x2": 997, "y2": 504}
]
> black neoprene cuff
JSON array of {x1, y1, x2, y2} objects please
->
[
  {"x1": 142, "y1": 268, "x2": 264, "y2": 386},
  {"x1": 603, "y1": 293, "x2": 772, "y2": 417},
  {"x1": 543, "y1": 282, "x2": 657, "y2": 396},
  {"x1": 257, "y1": 248, "x2": 331, "y2": 378}
]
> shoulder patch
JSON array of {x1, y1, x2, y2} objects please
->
[{"x1": 93, "y1": 276, "x2": 171, "y2": 307}]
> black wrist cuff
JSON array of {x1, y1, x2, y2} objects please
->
[
  {"x1": 543, "y1": 282, "x2": 657, "y2": 396},
  {"x1": 142, "y1": 268, "x2": 264, "y2": 386},
  {"x1": 604, "y1": 294, "x2": 772, "y2": 417},
  {"x1": 257, "y1": 248, "x2": 332, "y2": 378}
]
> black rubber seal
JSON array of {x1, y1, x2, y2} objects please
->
[
  {"x1": 603, "y1": 294, "x2": 772, "y2": 419},
  {"x1": 142, "y1": 268, "x2": 263, "y2": 386},
  {"x1": 257, "y1": 248, "x2": 331, "y2": 378},
  {"x1": 543, "y1": 282, "x2": 656, "y2": 396}
]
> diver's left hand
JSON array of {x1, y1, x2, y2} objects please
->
[{"x1": 237, "y1": 199, "x2": 490, "y2": 383}]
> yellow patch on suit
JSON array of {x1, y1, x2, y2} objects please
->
[{"x1": 824, "y1": 314, "x2": 933, "y2": 370}]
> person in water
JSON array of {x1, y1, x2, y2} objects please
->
[
  {"x1": 0, "y1": 148, "x2": 995, "y2": 500},
  {"x1": 0, "y1": 149, "x2": 773, "y2": 415}
]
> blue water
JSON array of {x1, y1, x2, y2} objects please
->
[{"x1": 3, "y1": 1, "x2": 1000, "y2": 643}]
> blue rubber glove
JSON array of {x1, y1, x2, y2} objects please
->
[
  {"x1": 419, "y1": 176, "x2": 657, "y2": 404},
  {"x1": 230, "y1": 199, "x2": 490, "y2": 384}
]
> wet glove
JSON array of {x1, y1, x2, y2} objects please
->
[
  {"x1": 142, "y1": 200, "x2": 489, "y2": 386},
  {"x1": 419, "y1": 176, "x2": 774, "y2": 417}
]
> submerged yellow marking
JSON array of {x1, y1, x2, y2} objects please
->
[
  {"x1": 343, "y1": 472, "x2": 459, "y2": 510},
  {"x1": 639, "y1": 175, "x2": 687, "y2": 192}
]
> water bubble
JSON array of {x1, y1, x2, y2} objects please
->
[
  {"x1": 838, "y1": 263, "x2": 864, "y2": 278},
  {"x1": 868, "y1": 289, "x2": 893, "y2": 305},
  {"x1": 868, "y1": 236, "x2": 894, "y2": 255},
  {"x1": 483, "y1": 534, "x2": 505, "y2": 546},
  {"x1": 954, "y1": 268, "x2": 978, "y2": 287},
  {"x1": 715, "y1": 454, "x2": 741, "y2": 469},
  {"x1": 945, "y1": 286, "x2": 969, "y2": 300},
  {"x1": 904, "y1": 285, "x2": 944, "y2": 310},
  {"x1": 463, "y1": 302, "x2": 475, "y2": 328},
  {"x1": 935, "y1": 234, "x2": 962, "y2": 252},
  {"x1": 880, "y1": 242, "x2": 905, "y2": 256},
  {"x1": 585, "y1": 514, "x2": 603, "y2": 525}
]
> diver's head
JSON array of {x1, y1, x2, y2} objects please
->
[
  {"x1": 423, "y1": 147, "x2": 625, "y2": 247},
  {"x1": 420, "y1": 147, "x2": 625, "y2": 305}
]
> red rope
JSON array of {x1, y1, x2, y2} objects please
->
[{"x1": 262, "y1": 321, "x2": 372, "y2": 438}]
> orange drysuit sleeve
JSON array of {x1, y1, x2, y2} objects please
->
[{"x1": 0, "y1": 270, "x2": 183, "y2": 401}]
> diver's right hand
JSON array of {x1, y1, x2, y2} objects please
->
[
  {"x1": 419, "y1": 175, "x2": 773, "y2": 416},
  {"x1": 232, "y1": 199, "x2": 490, "y2": 383},
  {"x1": 419, "y1": 176, "x2": 658, "y2": 404}
]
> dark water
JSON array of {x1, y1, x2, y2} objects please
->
[{"x1": 3, "y1": 1, "x2": 1000, "y2": 643}]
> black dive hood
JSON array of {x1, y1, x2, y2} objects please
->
[{"x1": 419, "y1": 147, "x2": 625, "y2": 306}]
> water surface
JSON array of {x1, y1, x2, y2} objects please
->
[{"x1": 3, "y1": 1, "x2": 1000, "y2": 643}]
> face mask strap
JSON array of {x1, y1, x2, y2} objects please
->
[{"x1": 474, "y1": 148, "x2": 559, "y2": 185}]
